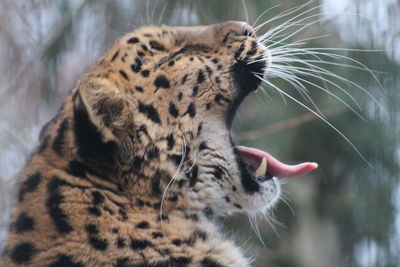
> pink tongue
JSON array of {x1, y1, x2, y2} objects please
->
[{"x1": 235, "y1": 146, "x2": 318, "y2": 178}]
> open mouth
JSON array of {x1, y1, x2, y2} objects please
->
[
  {"x1": 230, "y1": 47, "x2": 318, "y2": 187},
  {"x1": 235, "y1": 146, "x2": 318, "y2": 182}
]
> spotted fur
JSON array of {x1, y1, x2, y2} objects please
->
[{"x1": 1, "y1": 21, "x2": 277, "y2": 266}]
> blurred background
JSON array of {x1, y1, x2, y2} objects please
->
[{"x1": 0, "y1": 0, "x2": 399, "y2": 266}]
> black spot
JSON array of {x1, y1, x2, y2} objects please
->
[
  {"x1": 177, "y1": 92, "x2": 183, "y2": 101},
  {"x1": 115, "y1": 257, "x2": 130, "y2": 267},
  {"x1": 201, "y1": 258, "x2": 223, "y2": 267},
  {"x1": 168, "y1": 193, "x2": 178, "y2": 202},
  {"x1": 148, "y1": 146, "x2": 160, "y2": 159},
  {"x1": 92, "y1": 191, "x2": 104, "y2": 205},
  {"x1": 38, "y1": 134, "x2": 50, "y2": 152},
  {"x1": 118, "y1": 208, "x2": 128, "y2": 220},
  {"x1": 235, "y1": 42, "x2": 245, "y2": 59},
  {"x1": 192, "y1": 230, "x2": 207, "y2": 241},
  {"x1": 127, "y1": 37, "x2": 139, "y2": 44},
  {"x1": 119, "y1": 70, "x2": 129, "y2": 80},
  {"x1": 191, "y1": 86, "x2": 198, "y2": 96},
  {"x1": 138, "y1": 102, "x2": 161, "y2": 124},
  {"x1": 46, "y1": 176, "x2": 73, "y2": 234},
  {"x1": 199, "y1": 142, "x2": 208, "y2": 151},
  {"x1": 158, "y1": 214, "x2": 169, "y2": 221},
  {"x1": 203, "y1": 207, "x2": 213, "y2": 219},
  {"x1": 132, "y1": 156, "x2": 144, "y2": 170},
  {"x1": 18, "y1": 173, "x2": 41, "y2": 202},
  {"x1": 212, "y1": 58, "x2": 219, "y2": 64},
  {"x1": 52, "y1": 119, "x2": 68, "y2": 155},
  {"x1": 181, "y1": 74, "x2": 188, "y2": 85},
  {"x1": 87, "y1": 206, "x2": 102, "y2": 217},
  {"x1": 172, "y1": 239, "x2": 182, "y2": 246},
  {"x1": 136, "y1": 221, "x2": 150, "y2": 229},
  {"x1": 10, "y1": 243, "x2": 37, "y2": 264},
  {"x1": 222, "y1": 32, "x2": 231, "y2": 43},
  {"x1": 205, "y1": 65, "x2": 213, "y2": 75},
  {"x1": 111, "y1": 50, "x2": 119, "y2": 62},
  {"x1": 140, "y1": 44, "x2": 148, "y2": 51},
  {"x1": 185, "y1": 213, "x2": 199, "y2": 222},
  {"x1": 234, "y1": 203, "x2": 242, "y2": 209},
  {"x1": 171, "y1": 257, "x2": 191, "y2": 265},
  {"x1": 85, "y1": 224, "x2": 99, "y2": 235},
  {"x1": 151, "y1": 177, "x2": 161, "y2": 195},
  {"x1": 141, "y1": 70, "x2": 150, "y2": 77},
  {"x1": 213, "y1": 166, "x2": 223, "y2": 179},
  {"x1": 135, "y1": 86, "x2": 144, "y2": 92},
  {"x1": 152, "y1": 202, "x2": 161, "y2": 209},
  {"x1": 215, "y1": 77, "x2": 221, "y2": 84},
  {"x1": 67, "y1": 161, "x2": 87, "y2": 178},
  {"x1": 89, "y1": 236, "x2": 108, "y2": 250},
  {"x1": 197, "y1": 123, "x2": 203, "y2": 136},
  {"x1": 50, "y1": 254, "x2": 84, "y2": 267},
  {"x1": 168, "y1": 102, "x2": 179, "y2": 118},
  {"x1": 167, "y1": 134, "x2": 175, "y2": 150},
  {"x1": 112, "y1": 228, "x2": 119, "y2": 234},
  {"x1": 187, "y1": 165, "x2": 199, "y2": 187},
  {"x1": 214, "y1": 94, "x2": 230, "y2": 105},
  {"x1": 152, "y1": 231, "x2": 164, "y2": 239},
  {"x1": 217, "y1": 64, "x2": 223, "y2": 70},
  {"x1": 168, "y1": 60, "x2": 175, "y2": 67},
  {"x1": 154, "y1": 75, "x2": 170, "y2": 89},
  {"x1": 121, "y1": 53, "x2": 129, "y2": 62},
  {"x1": 130, "y1": 239, "x2": 152, "y2": 250},
  {"x1": 197, "y1": 70, "x2": 205, "y2": 84},
  {"x1": 14, "y1": 212, "x2": 34, "y2": 233},
  {"x1": 224, "y1": 196, "x2": 230, "y2": 202},
  {"x1": 131, "y1": 58, "x2": 142, "y2": 73},
  {"x1": 183, "y1": 103, "x2": 196, "y2": 118},
  {"x1": 149, "y1": 40, "x2": 166, "y2": 51},
  {"x1": 169, "y1": 154, "x2": 182, "y2": 166},
  {"x1": 116, "y1": 237, "x2": 126, "y2": 248}
]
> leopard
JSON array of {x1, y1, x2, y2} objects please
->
[{"x1": 0, "y1": 21, "x2": 316, "y2": 266}]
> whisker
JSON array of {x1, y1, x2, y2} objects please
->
[
  {"x1": 255, "y1": 74, "x2": 372, "y2": 167},
  {"x1": 267, "y1": 62, "x2": 363, "y2": 112},
  {"x1": 160, "y1": 133, "x2": 186, "y2": 231},
  {"x1": 254, "y1": 0, "x2": 314, "y2": 36},
  {"x1": 270, "y1": 60, "x2": 384, "y2": 111},
  {"x1": 158, "y1": 3, "x2": 168, "y2": 25},
  {"x1": 265, "y1": 69, "x2": 325, "y2": 117},
  {"x1": 251, "y1": 4, "x2": 282, "y2": 31},
  {"x1": 248, "y1": 214, "x2": 267, "y2": 248},
  {"x1": 258, "y1": 5, "x2": 323, "y2": 44},
  {"x1": 241, "y1": 0, "x2": 249, "y2": 25},
  {"x1": 266, "y1": 68, "x2": 366, "y2": 121},
  {"x1": 151, "y1": 0, "x2": 160, "y2": 25}
]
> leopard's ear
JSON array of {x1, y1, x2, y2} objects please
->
[{"x1": 75, "y1": 77, "x2": 134, "y2": 138}]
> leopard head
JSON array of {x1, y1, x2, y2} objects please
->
[{"x1": 72, "y1": 21, "x2": 315, "y2": 217}]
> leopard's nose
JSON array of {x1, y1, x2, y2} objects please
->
[
  {"x1": 242, "y1": 23, "x2": 255, "y2": 37},
  {"x1": 213, "y1": 21, "x2": 256, "y2": 42}
]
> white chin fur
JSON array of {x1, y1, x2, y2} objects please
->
[{"x1": 248, "y1": 177, "x2": 281, "y2": 212}]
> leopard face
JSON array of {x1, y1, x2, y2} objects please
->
[{"x1": 72, "y1": 21, "x2": 279, "y2": 218}]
